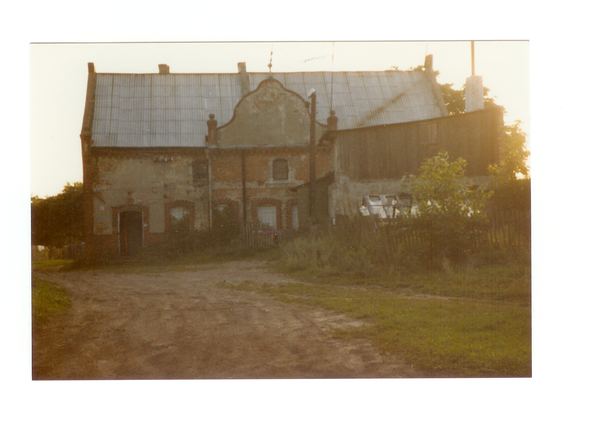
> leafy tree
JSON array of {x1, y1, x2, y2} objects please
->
[
  {"x1": 390, "y1": 65, "x2": 529, "y2": 182},
  {"x1": 439, "y1": 83, "x2": 504, "y2": 116},
  {"x1": 407, "y1": 152, "x2": 492, "y2": 266},
  {"x1": 31, "y1": 182, "x2": 84, "y2": 247},
  {"x1": 489, "y1": 120, "x2": 530, "y2": 182},
  {"x1": 438, "y1": 82, "x2": 529, "y2": 180}
]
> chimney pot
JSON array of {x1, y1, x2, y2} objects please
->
[
  {"x1": 88, "y1": 62, "x2": 96, "y2": 73},
  {"x1": 158, "y1": 64, "x2": 170, "y2": 74},
  {"x1": 424, "y1": 54, "x2": 433, "y2": 71},
  {"x1": 206, "y1": 114, "x2": 218, "y2": 146},
  {"x1": 327, "y1": 110, "x2": 338, "y2": 131},
  {"x1": 465, "y1": 75, "x2": 484, "y2": 112},
  {"x1": 238, "y1": 62, "x2": 250, "y2": 96}
]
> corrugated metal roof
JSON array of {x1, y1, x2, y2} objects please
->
[{"x1": 91, "y1": 70, "x2": 443, "y2": 147}]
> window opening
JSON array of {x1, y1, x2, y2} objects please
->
[
  {"x1": 257, "y1": 204, "x2": 277, "y2": 230},
  {"x1": 272, "y1": 159, "x2": 289, "y2": 181},
  {"x1": 170, "y1": 206, "x2": 190, "y2": 233},
  {"x1": 193, "y1": 160, "x2": 208, "y2": 185}
]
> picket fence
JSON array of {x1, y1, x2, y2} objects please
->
[{"x1": 243, "y1": 224, "x2": 301, "y2": 250}]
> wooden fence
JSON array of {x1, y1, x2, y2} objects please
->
[
  {"x1": 243, "y1": 210, "x2": 531, "y2": 254},
  {"x1": 31, "y1": 243, "x2": 86, "y2": 261},
  {"x1": 243, "y1": 224, "x2": 301, "y2": 250}
]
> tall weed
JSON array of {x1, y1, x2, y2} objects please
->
[{"x1": 280, "y1": 212, "x2": 529, "y2": 276}]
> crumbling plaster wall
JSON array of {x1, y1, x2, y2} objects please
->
[
  {"x1": 329, "y1": 172, "x2": 412, "y2": 218},
  {"x1": 329, "y1": 170, "x2": 493, "y2": 218},
  {"x1": 91, "y1": 152, "x2": 210, "y2": 236}
]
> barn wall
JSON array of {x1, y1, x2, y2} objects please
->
[
  {"x1": 330, "y1": 108, "x2": 504, "y2": 217},
  {"x1": 335, "y1": 107, "x2": 504, "y2": 180}
]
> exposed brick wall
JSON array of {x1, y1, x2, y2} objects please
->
[{"x1": 286, "y1": 198, "x2": 298, "y2": 230}]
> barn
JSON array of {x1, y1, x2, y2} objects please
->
[{"x1": 80, "y1": 55, "x2": 503, "y2": 259}]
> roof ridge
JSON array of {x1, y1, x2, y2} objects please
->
[{"x1": 95, "y1": 69, "x2": 422, "y2": 76}]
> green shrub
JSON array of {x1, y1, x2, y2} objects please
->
[{"x1": 406, "y1": 151, "x2": 492, "y2": 268}]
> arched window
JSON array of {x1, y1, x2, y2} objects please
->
[
  {"x1": 169, "y1": 206, "x2": 190, "y2": 233},
  {"x1": 272, "y1": 159, "x2": 289, "y2": 181},
  {"x1": 257, "y1": 204, "x2": 277, "y2": 229}
]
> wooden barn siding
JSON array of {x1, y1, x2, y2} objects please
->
[{"x1": 338, "y1": 108, "x2": 502, "y2": 180}]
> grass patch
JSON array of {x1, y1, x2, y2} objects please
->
[
  {"x1": 32, "y1": 260, "x2": 74, "y2": 270},
  {"x1": 272, "y1": 259, "x2": 531, "y2": 305},
  {"x1": 230, "y1": 279, "x2": 531, "y2": 377},
  {"x1": 32, "y1": 275, "x2": 72, "y2": 322}
]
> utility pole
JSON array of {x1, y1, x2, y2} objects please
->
[
  {"x1": 471, "y1": 40, "x2": 475, "y2": 76},
  {"x1": 309, "y1": 90, "x2": 317, "y2": 228}
]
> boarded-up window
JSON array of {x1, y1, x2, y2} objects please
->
[
  {"x1": 257, "y1": 204, "x2": 277, "y2": 229},
  {"x1": 213, "y1": 204, "x2": 233, "y2": 228},
  {"x1": 213, "y1": 203, "x2": 238, "y2": 236},
  {"x1": 272, "y1": 159, "x2": 289, "y2": 181},
  {"x1": 193, "y1": 160, "x2": 208, "y2": 185}
]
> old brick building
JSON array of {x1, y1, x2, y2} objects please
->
[{"x1": 80, "y1": 57, "x2": 502, "y2": 259}]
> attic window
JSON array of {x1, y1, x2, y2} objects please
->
[
  {"x1": 193, "y1": 160, "x2": 208, "y2": 185},
  {"x1": 273, "y1": 159, "x2": 289, "y2": 181}
]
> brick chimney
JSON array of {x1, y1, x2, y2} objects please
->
[
  {"x1": 206, "y1": 114, "x2": 217, "y2": 146},
  {"x1": 424, "y1": 55, "x2": 449, "y2": 117},
  {"x1": 158, "y1": 64, "x2": 170, "y2": 74},
  {"x1": 327, "y1": 110, "x2": 338, "y2": 131},
  {"x1": 465, "y1": 75, "x2": 484, "y2": 112},
  {"x1": 465, "y1": 42, "x2": 484, "y2": 112},
  {"x1": 238, "y1": 62, "x2": 250, "y2": 96}
]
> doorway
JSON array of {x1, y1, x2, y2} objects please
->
[{"x1": 119, "y1": 211, "x2": 143, "y2": 256}]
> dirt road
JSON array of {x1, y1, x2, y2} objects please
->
[{"x1": 33, "y1": 261, "x2": 424, "y2": 380}]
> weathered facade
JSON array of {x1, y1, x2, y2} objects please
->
[{"x1": 80, "y1": 56, "x2": 499, "y2": 259}]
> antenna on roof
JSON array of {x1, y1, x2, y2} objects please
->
[
  {"x1": 268, "y1": 44, "x2": 273, "y2": 77},
  {"x1": 330, "y1": 42, "x2": 335, "y2": 112}
]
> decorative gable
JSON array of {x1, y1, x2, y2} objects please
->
[{"x1": 216, "y1": 78, "x2": 326, "y2": 148}]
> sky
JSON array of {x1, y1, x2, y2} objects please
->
[{"x1": 30, "y1": 41, "x2": 529, "y2": 198}]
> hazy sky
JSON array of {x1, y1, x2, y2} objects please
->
[{"x1": 30, "y1": 41, "x2": 529, "y2": 197}]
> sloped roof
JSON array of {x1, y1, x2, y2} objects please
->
[{"x1": 90, "y1": 68, "x2": 446, "y2": 148}]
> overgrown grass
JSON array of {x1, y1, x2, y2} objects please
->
[
  {"x1": 250, "y1": 224, "x2": 531, "y2": 376},
  {"x1": 230, "y1": 271, "x2": 531, "y2": 377},
  {"x1": 276, "y1": 263, "x2": 530, "y2": 303},
  {"x1": 32, "y1": 275, "x2": 72, "y2": 322}
]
